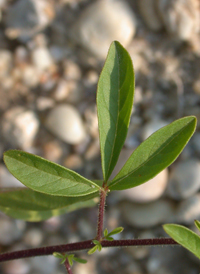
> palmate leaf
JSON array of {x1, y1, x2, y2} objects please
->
[
  {"x1": 163, "y1": 223, "x2": 200, "y2": 260},
  {"x1": 3, "y1": 150, "x2": 101, "y2": 197},
  {"x1": 97, "y1": 41, "x2": 134, "y2": 182},
  {"x1": 109, "y1": 116, "x2": 196, "y2": 191},
  {"x1": 0, "y1": 188, "x2": 99, "y2": 222}
]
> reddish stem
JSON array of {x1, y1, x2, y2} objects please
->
[
  {"x1": 96, "y1": 184, "x2": 107, "y2": 241},
  {"x1": 64, "y1": 258, "x2": 73, "y2": 274},
  {"x1": 0, "y1": 238, "x2": 178, "y2": 263}
]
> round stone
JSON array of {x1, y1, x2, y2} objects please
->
[
  {"x1": 175, "y1": 194, "x2": 200, "y2": 224},
  {"x1": 2, "y1": 107, "x2": 39, "y2": 149},
  {"x1": 167, "y1": 159, "x2": 200, "y2": 200},
  {"x1": 71, "y1": 0, "x2": 136, "y2": 58},
  {"x1": 120, "y1": 199, "x2": 174, "y2": 228},
  {"x1": 45, "y1": 104, "x2": 86, "y2": 144},
  {"x1": 120, "y1": 169, "x2": 168, "y2": 203}
]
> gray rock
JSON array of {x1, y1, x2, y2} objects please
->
[
  {"x1": 29, "y1": 256, "x2": 57, "y2": 274},
  {"x1": 157, "y1": 0, "x2": 199, "y2": 41},
  {"x1": 138, "y1": 0, "x2": 164, "y2": 31},
  {"x1": 2, "y1": 107, "x2": 39, "y2": 149},
  {"x1": 23, "y1": 228, "x2": 44, "y2": 247},
  {"x1": 3, "y1": 259, "x2": 30, "y2": 274},
  {"x1": 120, "y1": 169, "x2": 168, "y2": 203},
  {"x1": 167, "y1": 159, "x2": 200, "y2": 200},
  {"x1": 120, "y1": 199, "x2": 175, "y2": 228},
  {"x1": 175, "y1": 194, "x2": 200, "y2": 224},
  {"x1": 0, "y1": 164, "x2": 24, "y2": 188},
  {"x1": 5, "y1": 0, "x2": 54, "y2": 40},
  {"x1": 141, "y1": 119, "x2": 169, "y2": 140},
  {"x1": 45, "y1": 104, "x2": 86, "y2": 144},
  {"x1": 192, "y1": 132, "x2": 200, "y2": 154},
  {"x1": 71, "y1": 0, "x2": 136, "y2": 58},
  {"x1": 0, "y1": 217, "x2": 25, "y2": 245}
]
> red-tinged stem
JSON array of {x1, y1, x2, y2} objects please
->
[
  {"x1": 0, "y1": 238, "x2": 178, "y2": 263},
  {"x1": 64, "y1": 258, "x2": 73, "y2": 274},
  {"x1": 96, "y1": 184, "x2": 108, "y2": 241}
]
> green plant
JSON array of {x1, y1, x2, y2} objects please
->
[{"x1": 0, "y1": 41, "x2": 199, "y2": 273}]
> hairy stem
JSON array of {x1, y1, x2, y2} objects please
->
[
  {"x1": 64, "y1": 258, "x2": 73, "y2": 274},
  {"x1": 96, "y1": 184, "x2": 108, "y2": 240},
  {"x1": 0, "y1": 238, "x2": 178, "y2": 263}
]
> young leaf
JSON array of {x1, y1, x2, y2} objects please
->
[
  {"x1": 109, "y1": 116, "x2": 196, "y2": 191},
  {"x1": 53, "y1": 252, "x2": 64, "y2": 259},
  {"x1": 107, "y1": 227, "x2": 124, "y2": 237},
  {"x1": 73, "y1": 257, "x2": 87, "y2": 264},
  {"x1": 88, "y1": 245, "x2": 98, "y2": 255},
  {"x1": 163, "y1": 224, "x2": 200, "y2": 259},
  {"x1": 0, "y1": 188, "x2": 98, "y2": 221},
  {"x1": 195, "y1": 220, "x2": 200, "y2": 232},
  {"x1": 105, "y1": 236, "x2": 114, "y2": 241},
  {"x1": 97, "y1": 41, "x2": 134, "y2": 182},
  {"x1": 104, "y1": 228, "x2": 108, "y2": 237},
  {"x1": 3, "y1": 150, "x2": 101, "y2": 197},
  {"x1": 68, "y1": 255, "x2": 74, "y2": 266}
]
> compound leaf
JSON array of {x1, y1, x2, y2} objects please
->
[
  {"x1": 163, "y1": 224, "x2": 200, "y2": 260},
  {"x1": 3, "y1": 150, "x2": 100, "y2": 197},
  {"x1": 97, "y1": 41, "x2": 134, "y2": 181},
  {"x1": 0, "y1": 188, "x2": 98, "y2": 221},
  {"x1": 109, "y1": 116, "x2": 196, "y2": 190}
]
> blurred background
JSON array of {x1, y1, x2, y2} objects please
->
[{"x1": 0, "y1": 0, "x2": 200, "y2": 273}]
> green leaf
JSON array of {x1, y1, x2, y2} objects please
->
[
  {"x1": 163, "y1": 224, "x2": 200, "y2": 260},
  {"x1": 88, "y1": 245, "x2": 98, "y2": 255},
  {"x1": 195, "y1": 220, "x2": 200, "y2": 232},
  {"x1": 3, "y1": 150, "x2": 101, "y2": 197},
  {"x1": 105, "y1": 236, "x2": 114, "y2": 241},
  {"x1": 73, "y1": 257, "x2": 87, "y2": 264},
  {"x1": 107, "y1": 227, "x2": 124, "y2": 237},
  {"x1": 53, "y1": 252, "x2": 64, "y2": 259},
  {"x1": 0, "y1": 188, "x2": 98, "y2": 221},
  {"x1": 68, "y1": 255, "x2": 74, "y2": 266},
  {"x1": 104, "y1": 228, "x2": 108, "y2": 237},
  {"x1": 109, "y1": 116, "x2": 196, "y2": 191},
  {"x1": 97, "y1": 41, "x2": 134, "y2": 181}
]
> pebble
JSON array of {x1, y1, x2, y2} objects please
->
[
  {"x1": 138, "y1": 0, "x2": 164, "y2": 31},
  {"x1": 0, "y1": 50, "x2": 12, "y2": 78},
  {"x1": 120, "y1": 169, "x2": 168, "y2": 203},
  {"x1": 84, "y1": 104, "x2": 99, "y2": 138},
  {"x1": 31, "y1": 46, "x2": 54, "y2": 71},
  {"x1": 71, "y1": 0, "x2": 136, "y2": 58},
  {"x1": 23, "y1": 228, "x2": 44, "y2": 247},
  {"x1": 45, "y1": 104, "x2": 86, "y2": 144},
  {"x1": 167, "y1": 159, "x2": 200, "y2": 200},
  {"x1": 0, "y1": 165, "x2": 24, "y2": 188},
  {"x1": 141, "y1": 119, "x2": 169, "y2": 140},
  {"x1": 42, "y1": 140, "x2": 64, "y2": 163},
  {"x1": 5, "y1": 0, "x2": 54, "y2": 40},
  {"x1": 21, "y1": 65, "x2": 39, "y2": 87},
  {"x1": 192, "y1": 132, "x2": 200, "y2": 154},
  {"x1": 0, "y1": 217, "x2": 24, "y2": 245},
  {"x1": 175, "y1": 194, "x2": 200, "y2": 224},
  {"x1": 2, "y1": 107, "x2": 39, "y2": 149},
  {"x1": 3, "y1": 259, "x2": 30, "y2": 274},
  {"x1": 110, "y1": 148, "x2": 134, "y2": 180},
  {"x1": 63, "y1": 154, "x2": 83, "y2": 170},
  {"x1": 29, "y1": 256, "x2": 57, "y2": 274},
  {"x1": 120, "y1": 199, "x2": 175, "y2": 228},
  {"x1": 157, "y1": 0, "x2": 199, "y2": 41}
]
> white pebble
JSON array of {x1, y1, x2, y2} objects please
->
[{"x1": 45, "y1": 104, "x2": 86, "y2": 144}]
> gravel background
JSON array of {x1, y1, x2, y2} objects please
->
[{"x1": 0, "y1": 0, "x2": 200, "y2": 273}]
